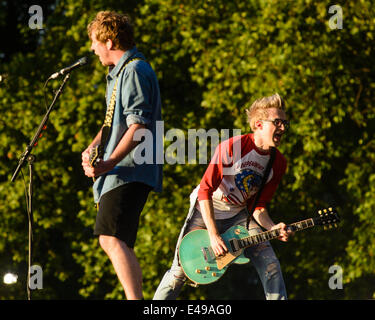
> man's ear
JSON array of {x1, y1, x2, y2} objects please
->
[
  {"x1": 254, "y1": 120, "x2": 263, "y2": 130},
  {"x1": 106, "y1": 39, "x2": 113, "y2": 50}
]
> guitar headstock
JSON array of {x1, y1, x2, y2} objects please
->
[{"x1": 313, "y1": 207, "x2": 340, "y2": 230}]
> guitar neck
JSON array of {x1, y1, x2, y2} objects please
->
[{"x1": 236, "y1": 218, "x2": 315, "y2": 250}]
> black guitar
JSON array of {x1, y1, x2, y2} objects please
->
[{"x1": 89, "y1": 144, "x2": 104, "y2": 181}]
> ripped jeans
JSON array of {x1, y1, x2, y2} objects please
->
[{"x1": 153, "y1": 208, "x2": 287, "y2": 300}]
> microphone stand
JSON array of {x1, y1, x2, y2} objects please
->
[{"x1": 11, "y1": 73, "x2": 71, "y2": 300}]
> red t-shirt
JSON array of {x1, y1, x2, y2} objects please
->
[{"x1": 196, "y1": 134, "x2": 287, "y2": 219}]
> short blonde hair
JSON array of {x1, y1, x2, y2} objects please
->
[
  {"x1": 87, "y1": 11, "x2": 135, "y2": 51},
  {"x1": 246, "y1": 93, "x2": 285, "y2": 131}
]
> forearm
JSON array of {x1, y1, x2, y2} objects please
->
[
  {"x1": 252, "y1": 207, "x2": 293, "y2": 242},
  {"x1": 82, "y1": 124, "x2": 145, "y2": 178},
  {"x1": 198, "y1": 199, "x2": 228, "y2": 255},
  {"x1": 107, "y1": 123, "x2": 145, "y2": 166},
  {"x1": 198, "y1": 199, "x2": 220, "y2": 236},
  {"x1": 252, "y1": 208, "x2": 276, "y2": 230}
]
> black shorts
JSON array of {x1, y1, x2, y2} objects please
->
[{"x1": 94, "y1": 182, "x2": 152, "y2": 248}]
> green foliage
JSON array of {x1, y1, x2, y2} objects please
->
[{"x1": 0, "y1": 0, "x2": 374, "y2": 300}]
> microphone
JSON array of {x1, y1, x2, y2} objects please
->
[{"x1": 48, "y1": 56, "x2": 89, "y2": 79}]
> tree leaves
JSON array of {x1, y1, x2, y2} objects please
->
[{"x1": 0, "y1": 0, "x2": 374, "y2": 300}]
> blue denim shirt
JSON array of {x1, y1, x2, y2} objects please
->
[{"x1": 93, "y1": 47, "x2": 163, "y2": 203}]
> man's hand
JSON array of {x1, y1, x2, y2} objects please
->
[
  {"x1": 271, "y1": 223, "x2": 294, "y2": 242},
  {"x1": 81, "y1": 146, "x2": 116, "y2": 178},
  {"x1": 82, "y1": 158, "x2": 116, "y2": 178},
  {"x1": 82, "y1": 147, "x2": 93, "y2": 167},
  {"x1": 209, "y1": 232, "x2": 228, "y2": 257},
  {"x1": 81, "y1": 147, "x2": 92, "y2": 175}
]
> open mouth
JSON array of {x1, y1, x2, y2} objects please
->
[{"x1": 273, "y1": 133, "x2": 282, "y2": 143}]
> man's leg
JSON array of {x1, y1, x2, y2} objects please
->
[
  {"x1": 153, "y1": 208, "x2": 205, "y2": 300},
  {"x1": 244, "y1": 235, "x2": 287, "y2": 300},
  {"x1": 94, "y1": 183, "x2": 152, "y2": 299},
  {"x1": 99, "y1": 235, "x2": 143, "y2": 300},
  {"x1": 233, "y1": 211, "x2": 287, "y2": 300},
  {"x1": 153, "y1": 261, "x2": 187, "y2": 300}
]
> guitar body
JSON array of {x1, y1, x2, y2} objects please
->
[
  {"x1": 89, "y1": 145, "x2": 102, "y2": 168},
  {"x1": 179, "y1": 225, "x2": 250, "y2": 285},
  {"x1": 89, "y1": 145, "x2": 104, "y2": 183}
]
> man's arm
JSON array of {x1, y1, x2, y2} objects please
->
[
  {"x1": 82, "y1": 123, "x2": 146, "y2": 178},
  {"x1": 198, "y1": 199, "x2": 228, "y2": 256},
  {"x1": 196, "y1": 140, "x2": 233, "y2": 256},
  {"x1": 252, "y1": 208, "x2": 292, "y2": 242}
]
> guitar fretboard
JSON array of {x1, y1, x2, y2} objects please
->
[{"x1": 233, "y1": 219, "x2": 315, "y2": 250}]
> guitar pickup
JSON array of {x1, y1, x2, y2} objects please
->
[
  {"x1": 201, "y1": 247, "x2": 215, "y2": 263},
  {"x1": 229, "y1": 238, "x2": 239, "y2": 251}
]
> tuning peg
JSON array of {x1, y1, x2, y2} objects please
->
[
  {"x1": 318, "y1": 210, "x2": 322, "y2": 215},
  {"x1": 329, "y1": 207, "x2": 333, "y2": 212}
]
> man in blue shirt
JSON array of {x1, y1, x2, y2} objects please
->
[{"x1": 82, "y1": 11, "x2": 162, "y2": 300}]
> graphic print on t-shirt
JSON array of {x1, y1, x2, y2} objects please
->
[{"x1": 234, "y1": 169, "x2": 263, "y2": 199}]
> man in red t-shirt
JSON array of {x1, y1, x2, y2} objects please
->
[{"x1": 154, "y1": 93, "x2": 292, "y2": 300}]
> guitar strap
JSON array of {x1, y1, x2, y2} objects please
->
[
  {"x1": 246, "y1": 146, "x2": 276, "y2": 229},
  {"x1": 99, "y1": 57, "x2": 143, "y2": 155}
]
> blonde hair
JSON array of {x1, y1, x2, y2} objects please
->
[
  {"x1": 246, "y1": 93, "x2": 285, "y2": 131},
  {"x1": 87, "y1": 11, "x2": 135, "y2": 51}
]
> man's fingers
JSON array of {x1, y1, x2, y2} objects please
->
[
  {"x1": 216, "y1": 242, "x2": 228, "y2": 256},
  {"x1": 211, "y1": 236, "x2": 228, "y2": 257}
]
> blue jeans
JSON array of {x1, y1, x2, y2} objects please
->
[{"x1": 153, "y1": 208, "x2": 287, "y2": 300}]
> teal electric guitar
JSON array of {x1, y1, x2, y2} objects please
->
[{"x1": 178, "y1": 207, "x2": 340, "y2": 285}]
